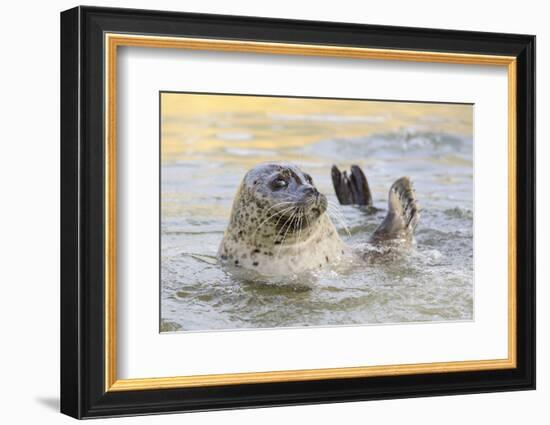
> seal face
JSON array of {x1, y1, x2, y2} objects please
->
[{"x1": 218, "y1": 163, "x2": 345, "y2": 276}]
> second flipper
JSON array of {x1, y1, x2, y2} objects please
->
[
  {"x1": 331, "y1": 164, "x2": 373, "y2": 206},
  {"x1": 370, "y1": 177, "x2": 419, "y2": 243}
]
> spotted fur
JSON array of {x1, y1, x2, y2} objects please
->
[{"x1": 218, "y1": 163, "x2": 345, "y2": 276}]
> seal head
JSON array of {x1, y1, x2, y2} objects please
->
[{"x1": 218, "y1": 163, "x2": 345, "y2": 275}]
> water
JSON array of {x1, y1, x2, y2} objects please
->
[{"x1": 160, "y1": 94, "x2": 473, "y2": 332}]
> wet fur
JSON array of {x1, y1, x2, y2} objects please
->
[{"x1": 218, "y1": 163, "x2": 345, "y2": 276}]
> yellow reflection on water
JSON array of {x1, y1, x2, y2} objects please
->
[{"x1": 161, "y1": 93, "x2": 472, "y2": 163}]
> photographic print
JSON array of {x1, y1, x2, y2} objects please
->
[
  {"x1": 160, "y1": 93, "x2": 474, "y2": 332},
  {"x1": 61, "y1": 8, "x2": 535, "y2": 417}
]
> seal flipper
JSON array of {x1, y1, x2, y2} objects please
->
[
  {"x1": 331, "y1": 165, "x2": 372, "y2": 206},
  {"x1": 371, "y1": 177, "x2": 419, "y2": 243}
]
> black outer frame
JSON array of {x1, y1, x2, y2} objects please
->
[{"x1": 60, "y1": 5, "x2": 535, "y2": 419}]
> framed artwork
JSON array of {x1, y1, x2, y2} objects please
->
[{"x1": 60, "y1": 6, "x2": 535, "y2": 419}]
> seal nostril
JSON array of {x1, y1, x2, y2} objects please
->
[{"x1": 304, "y1": 186, "x2": 318, "y2": 195}]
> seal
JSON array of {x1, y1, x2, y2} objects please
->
[{"x1": 218, "y1": 162, "x2": 419, "y2": 276}]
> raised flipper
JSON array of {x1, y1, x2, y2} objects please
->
[
  {"x1": 371, "y1": 177, "x2": 419, "y2": 243},
  {"x1": 331, "y1": 165, "x2": 373, "y2": 206}
]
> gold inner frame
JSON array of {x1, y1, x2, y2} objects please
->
[{"x1": 104, "y1": 33, "x2": 517, "y2": 392}]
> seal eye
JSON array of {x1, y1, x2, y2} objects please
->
[{"x1": 272, "y1": 177, "x2": 288, "y2": 190}]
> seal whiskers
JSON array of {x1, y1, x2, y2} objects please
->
[
  {"x1": 252, "y1": 203, "x2": 295, "y2": 238},
  {"x1": 327, "y1": 201, "x2": 351, "y2": 237},
  {"x1": 298, "y1": 208, "x2": 305, "y2": 242},
  {"x1": 276, "y1": 209, "x2": 298, "y2": 253}
]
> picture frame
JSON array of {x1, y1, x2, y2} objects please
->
[{"x1": 60, "y1": 5, "x2": 535, "y2": 419}]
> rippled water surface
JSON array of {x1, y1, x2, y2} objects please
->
[{"x1": 160, "y1": 94, "x2": 473, "y2": 332}]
